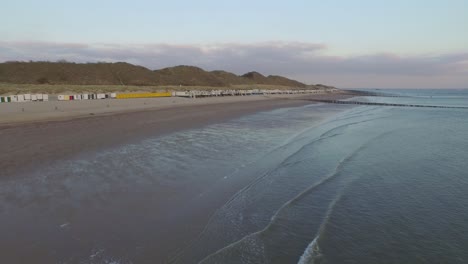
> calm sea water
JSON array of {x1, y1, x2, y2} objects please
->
[{"x1": 1, "y1": 89, "x2": 468, "y2": 264}]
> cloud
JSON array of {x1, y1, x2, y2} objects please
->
[{"x1": 0, "y1": 41, "x2": 467, "y2": 88}]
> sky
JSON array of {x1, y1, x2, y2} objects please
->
[{"x1": 1, "y1": 0, "x2": 467, "y2": 88}]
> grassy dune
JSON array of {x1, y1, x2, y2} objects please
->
[{"x1": 0, "y1": 62, "x2": 334, "y2": 95}]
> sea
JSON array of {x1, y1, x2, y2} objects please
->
[{"x1": 1, "y1": 89, "x2": 468, "y2": 264}]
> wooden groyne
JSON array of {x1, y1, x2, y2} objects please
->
[
  {"x1": 346, "y1": 90, "x2": 405, "y2": 98},
  {"x1": 306, "y1": 99, "x2": 468, "y2": 109}
]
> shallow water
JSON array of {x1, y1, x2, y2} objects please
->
[
  {"x1": 1, "y1": 90, "x2": 468, "y2": 264},
  {"x1": 178, "y1": 89, "x2": 468, "y2": 264}
]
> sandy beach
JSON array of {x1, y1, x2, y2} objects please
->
[
  {"x1": 0, "y1": 91, "x2": 353, "y2": 177},
  {"x1": 0, "y1": 90, "x2": 356, "y2": 263},
  {"x1": 0, "y1": 92, "x2": 350, "y2": 125}
]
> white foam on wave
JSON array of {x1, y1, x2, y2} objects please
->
[{"x1": 297, "y1": 236, "x2": 322, "y2": 264}]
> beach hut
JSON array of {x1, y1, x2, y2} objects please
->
[
  {"x1": 18, "y1": 95, "x2": 25, "y2": 102},
  {"x1": 24, "y1": 94, "x2": 31, "y2": 101},
  {"x1": 174, "y1": 91, "x2": 190, "y2": 97},
  {"x1": 36, "y1": 94, "x2": 43, "y2": 101},
  {"x1": 0, "y1": 96, "x2": 12, "y2": 103},
  {"x1": 82, "y1": 94, "x2": 89, "y2": 100},
  {"x1": 110, "y1": 93, "x2": 117, "y2": 99},
  {"x1": 31, "y1": 94, "x2": 38, "y2": 101},
  {"x1": 43, "y1": 94, "x2": 49, "y2": 101}
]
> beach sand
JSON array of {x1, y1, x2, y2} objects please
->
[
  {"x1": 0, "y1": 90, "x2": 356, "y2": 263},
  {"x1": 0, "y1": 93, "x2": 350, "y2": 125},
  {"x1": 0, "y1": 91, "x2": 354, "y2": 177}
]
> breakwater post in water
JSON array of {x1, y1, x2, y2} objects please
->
[{"x1": 305, "y1": 99, "x2": 468, "y2": 109}]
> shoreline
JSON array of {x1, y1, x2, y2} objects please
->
[
  {"x1": 0, "y1": 91, "x2": 356, "y2": 178},
  {"x1": 0, "y1": 90, "x2": 357, "y2": 263},
  {"x1": 0, "y1": 92, "x2": 350, "y2": 125}
]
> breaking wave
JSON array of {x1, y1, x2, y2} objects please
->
[{"x1": 198, "y1": 131, "x2": 394, "y2": 264}]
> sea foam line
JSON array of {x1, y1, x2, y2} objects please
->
[
  {"x1": 199, "y1": 130, "x2": 395, "y2": 264},
  {"x1": 297, "y1": 131, "x2": 397, "y2": 264},
  {"x1": 171, "y1": 108, "x2": 386, "y2": 263},
  {"x1": 297, "y1": 236, "x2": 321, "y2": 264}
]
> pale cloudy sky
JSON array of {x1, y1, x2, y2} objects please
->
[{"x1": 1, "y1": 0, "x2": 467, "y2": 88}]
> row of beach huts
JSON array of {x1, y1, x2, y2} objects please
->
[
  {"x1": 0, "y1": 94, "x2": 49, "y2": 103},
  {"x1": 57, "y1": 93, "x2": 117, "y2": 100},
  {"x1": 173, "y1": 89, "x2": 334, "y2": 97},
  {"x1": 0, "y1": 89, "x2": 336, "y2": 103}
]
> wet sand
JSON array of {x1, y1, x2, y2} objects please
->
[
  {"x1": 0, "y1": 92, "x2": 354, "y2": 178},
  {"x1": 0, "y1": 91, "x2": 356, "y2": 263},
  {"x1": 0, "y1": 93, "x2": 346, "y2": 125}
]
